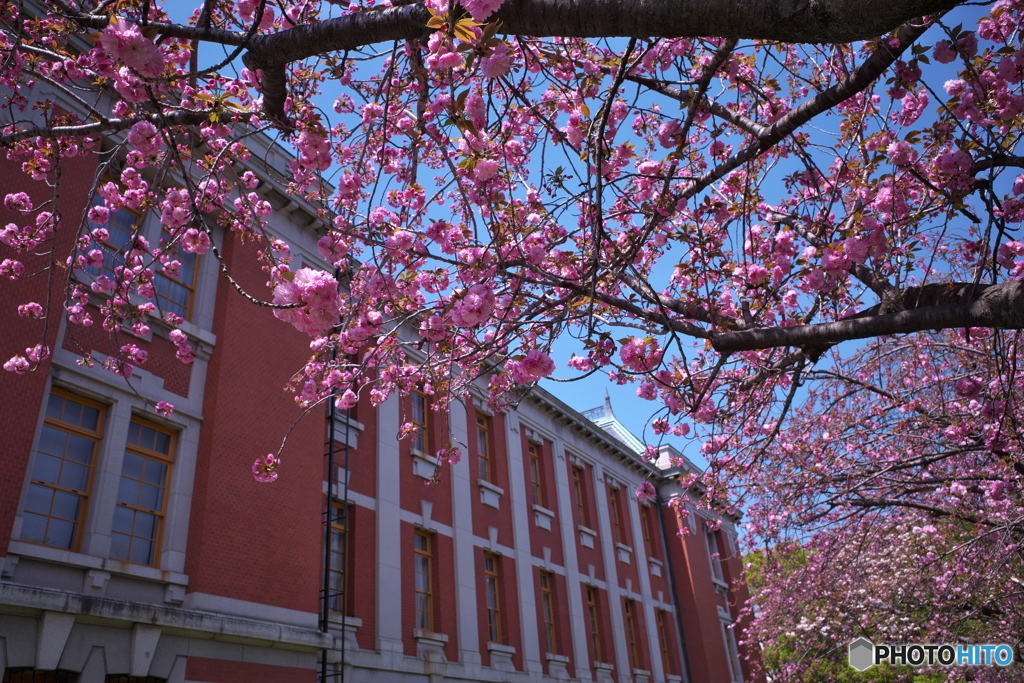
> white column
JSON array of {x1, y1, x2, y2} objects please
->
[
  {"x1": 449, "y1": 398, "x2": 481, "y2": 666},
  {"x1": 553, "y1": 443, "x2": 591, "y2": 680},
  {"x1": 375, "y1": 393, "x2": 404, "y2": 654},
  {"x1": 504, "y1": 412, "x2": 541, "y2": 674},
  {"x1": 592, "y1": 463, "x2": 628, "y2": 680}
]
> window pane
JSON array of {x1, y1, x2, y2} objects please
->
[
  {"x1": 20, "y1": 512, "x2": 47, "y2": 543},
  {"x1": 80, "y1": 405, "x2": 100, "y2": 431},
  {"x1": 112, "y1": 505, "x2": 134, "y2": 533},
  {"x1": 486, "y1": 583, "x2": 498, "y2": 608},
  {"x1": 139, "y1": 484, "x2": 162, "y2": 511},
  {"x1": 121, "y1": 452, "x2": 144, "y2": 480},
  {"x1": 153, "y1": 431, "x2": 171, "y2": 455},
  {"x1": 45, "y1": 518, "x2": 75, "y2": 549},
  {"x1": 61, "y1": 400, "x2": 83, "y2": 427},
  {"x1": 140, "y1": 426, "x2": 158, "y2": 452},
  {"x1": 132, "y1": 511, "x2": 157, "y2": 539},
  {"x1": 31, "y1": 452, "x2": 63, "y2": 484},
  {"x1": 416, "y1": 594, "x2": 430, "y2": 618},
  {"x1": 110, "y1": 532, "x2": 130, "y2": 560},
  {"x1": 45, "y1": 394, "x2": 64, "y2": 420},
  {"x1": 142, "y1": 460, "x2": 167, "y2": 486},
  {"x1": 23, "y1": 483, "x2": 53, "y2": 514},
  {"x1": 127, "y1": 422, "x2": 140, "y2": 446},
  {"x1": 64, "y1": 434, "x2": 94, "y2": 465},
  {"x1": 37, "y1": 427, "x2": 67, "y2": 460},
  {"x1": 59, "y1": 461, "x2": 89, "y2": 491},
  {"x1": 26, "y1": 391, "x2": 104, "y2": 552},
  {"x1": 133, "y1": 426, "x2": 148, "y2": 451},
  {"x1": 130, "y1": 537, "x2": 153, "y2": 565},
  {"x1": 117, "y1": 477, "x2": 140, "y2": 505},
  {"x1": 50, "y1": 490, "x2": 81, "y2": 520},
  {"x1": 156, "y1": 276, "x2": 189, "y2": 317}
]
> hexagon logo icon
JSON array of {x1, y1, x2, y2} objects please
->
[{"x1": 848, "y1": 638, "x2": 875, "y2": 671}]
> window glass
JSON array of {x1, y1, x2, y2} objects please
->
[
  {"x1": 413, "y1": 530, "x2": 433, "y2": 630},
  {"x1": 21, "y1": 390, "x2": 103, "y2": 551},
  {"x1": 111, "y1": 418, "x2": 173, "y2": 567}
]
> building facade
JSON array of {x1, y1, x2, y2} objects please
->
[{"x1": 0, "y1": 120, "x2": 760, "y2": 683}]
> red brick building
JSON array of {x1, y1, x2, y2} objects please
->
[{"x1": 0, "y1": 128, "x2": 761, "y2": 683}]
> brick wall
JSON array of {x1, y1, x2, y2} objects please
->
[
  {"x1": 185, "y1": 656, "x2": 315, "y2": 683},
  {"x1": 184, "y1": 235, "x2": 323, "y2": 613},
  {"x1": 0, "y1": 149, "x2": 98, "y2": 556}
]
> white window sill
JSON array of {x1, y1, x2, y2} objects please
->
[
  {"x1": 616, "y1": 542, "x2": 633, "y2": 564},
  {"x1": 488, "y1": 642, "x2": 517, "y2": 671},
  {"x1": 649, "y1": 557, "x2": 663, "y2": 577},
  {"x1": 413, "y1": 628, "x2": 449, "y2": 646},
  {"x1": 533, "y1": 504, "x2": 555, "y2": 530},
  {"x1": 578, "y1": 525, "x2": 596, "y2": 549},
  {"x1": 478, "y1": 479, "x2": 504, "y2": 509},
  {"x1": 414, "y1": 628, "x2": 449, "y2": 662},
  {"x1": 412, "y1": 451, "x2": 439, "y2": 479},
  {"x1": 328, "y1": 615, "x2": 362, "y2": 649},
  {"x1": 8, "y1": 540, "x2": 189, "y2": 602},
  {"x1": 487, "y1": 642, "x2": 516, "y2": 655}
]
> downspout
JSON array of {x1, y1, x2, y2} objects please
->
[{"x1": 656, "y1": 487, "x2": 694, "y2": 683}]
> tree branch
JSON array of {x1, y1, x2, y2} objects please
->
[
  {"x1": 243, "y1": 0, "x2": 955, "y2": 121},
  {"x1": 626, "y1": 74, "x2": 767, "y2": 138},
  {"x1": 713, "y1": 281, "x2": 1024, "y2": 353},
  {"x1": 0, "y1": 109, "x2": 250, "y2": 146},
  {"x1": 847, "y1": 496, "x2": 1001, "y2": 528}
]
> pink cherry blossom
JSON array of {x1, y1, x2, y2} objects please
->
[
  {"x1": 127, "y1": 121, "x2": 162, "y2": 156},
  {"x1": 508, "y1": 349, "x2": 555, "y2": 383},
  {"x1": 635, "y1": 481, "x2": 656, "y2": 502},
  {"x1": 449, "y1": 283, "x2": 496, "y2": 327},
  {"x1": 619, "y1": 337, "x2": 661, "y2": 373},
  {"x1": 273, "y1": 268, "x2": 345, "y2": 336},
  {"x1": 460, "y1": 0, "x2": 504, "y2": 21},
  {"x1": 252, "y1": 454, "x2": 280, "y2": 483},
  {"x1": 99, "y1": 18, "x2": 165, "y2": 79}
]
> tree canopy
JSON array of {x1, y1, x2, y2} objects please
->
[{"x1": 2, "y1": 0, "x2": 1024, "y2": 677}]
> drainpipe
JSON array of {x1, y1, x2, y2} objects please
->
[{"x1": 656, "y1": 487, "x2": 694, "y2": 683}]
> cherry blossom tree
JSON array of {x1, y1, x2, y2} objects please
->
[
  {"x1": 3, "y1": 0, "x2": 1024, "y2": 673},
  {"x1": 727, "y1": 331, "x2": 1024, "y2": 680}
]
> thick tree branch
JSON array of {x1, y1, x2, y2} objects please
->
[
  {"x1": 0, "y1": 109, "x2": 249, "y2": 146},
  {"x1": 48, "y1": 0, "x2": 249, "y2": 44},
  {"x1": 243, "y1": 0, "x2": 956, "y2": 120},
  {"x1": 847, "y1": 497, "x2": 1001, "y2": 528},
  {"x1": 713, "y1": 281, "x2": 1024, "y2": 353},
  {"x1": 973, "y1": 154, "x2": 1024, "y2": 174}
]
